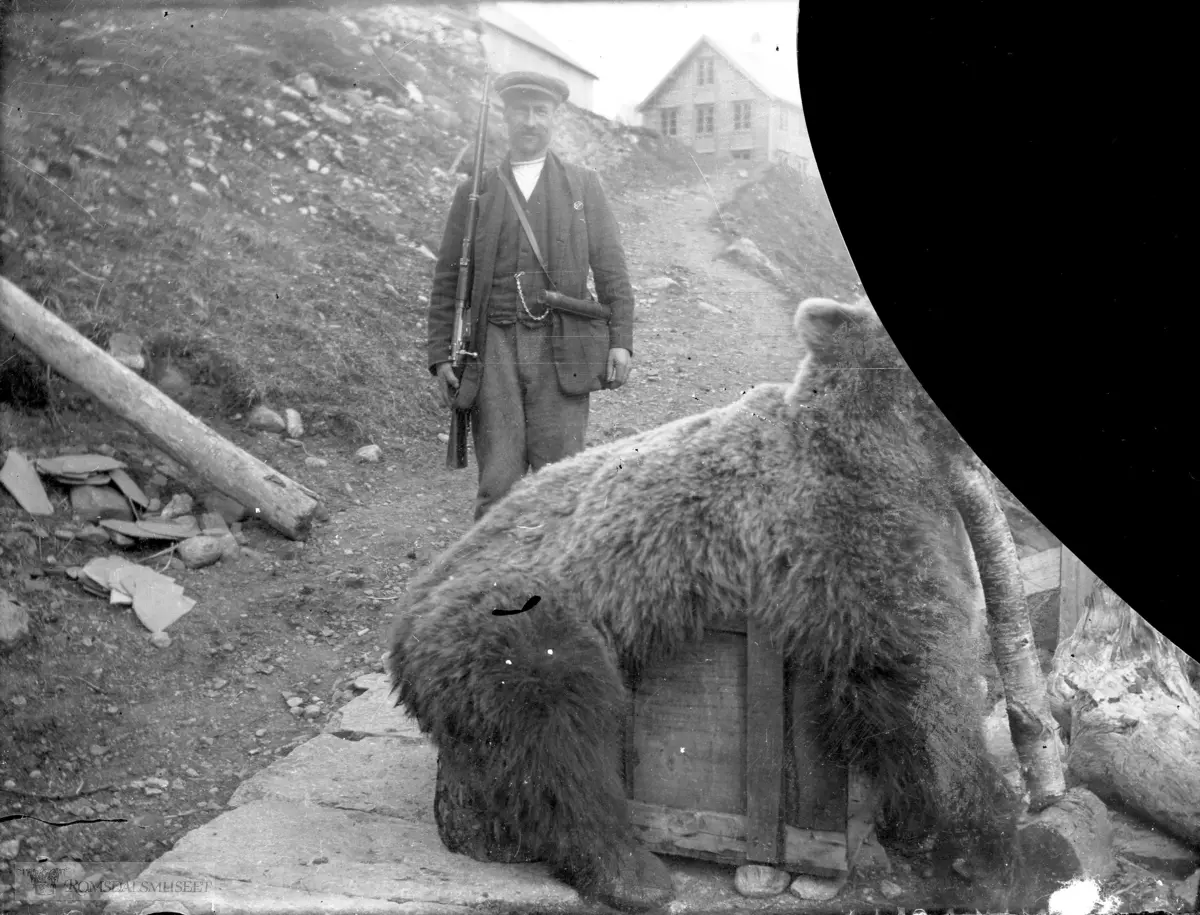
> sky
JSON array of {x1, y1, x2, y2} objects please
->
[{"x1": 491, "y1": 1, "x2": 800, "y2": 120}]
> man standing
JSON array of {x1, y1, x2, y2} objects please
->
[{"x1": 427, "y1": 71, "x2": 635, "y2": 521}]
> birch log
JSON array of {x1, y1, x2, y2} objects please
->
[
  {"x1": 950, "y1": 452, "x2": 1066, "y2": 813},
  {"x1": 0, "y1": 277, "x2": 319, "y2": 540}
]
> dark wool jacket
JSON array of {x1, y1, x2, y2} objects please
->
[{"x1": 426, "y1": 150, "x2": 635, "y2": 396}]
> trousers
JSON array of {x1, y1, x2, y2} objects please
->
[{"x1": 472, "y1": 320, "x2": 590, "y2": 521}]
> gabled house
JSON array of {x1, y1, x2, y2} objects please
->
[
  {"x1": 477, "y1": 4, "x2": 600, "y2": 114},
  {"x1": 636, "y1": 34, "x2": 815, "y2": 174}
]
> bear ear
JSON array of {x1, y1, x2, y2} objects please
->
[{"x1": 794, "y1": 297, "x2": 877, "y2": 361}]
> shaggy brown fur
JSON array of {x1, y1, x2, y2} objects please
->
[{"x1": 389, "y1": 298, "x2": 1019, "y2": 909}]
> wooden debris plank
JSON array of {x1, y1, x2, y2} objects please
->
[
  {"x1": 1, "y1": 277, "x2": 318, "y2": 540},
  {"x1": 1, "y1": 450, "x2": 54, "y2": 515}
]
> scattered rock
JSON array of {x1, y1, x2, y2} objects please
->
[
  {"x1": 74, "y1": 143, "x2": 119, "y2": 166},
  {"x1": 177, "y1": 535, "x2": 225, "y2": 569},
  {"x1": 722, "y1": 236, "x2": 788, "y2": 287},
  {"x1": 108, "y1": 530, "x2": 135, "y2": 548},
  {"x1": 436, "y1": 432, "x2": 449, "y2": 443},
  {"x1": 295, "y1": 73, "x2": 320, "y2": 98},
  {"x1": 643, "y1": 275, "x2": 679, "y2": 291},
  {"x1": 696, "y1": 301, "x2": 724, "y2": 316},
  {"x1": 305, "y1": 456, "x2": 327, "y2": 469},
  {"x1": 108, "y1": 332, "x2": 145, "y2": 372},
  {"x1": 28, "y1": 157, "x2": 48, "y2": 175},
  {"x1": 160, "y1": 492, "x2": 194, "y2": 520},
  {"x1": 247, "y1": 405, "x2": 286, "y2": 433},
  {"x1": 185, "y1": 155, "x2": 206, "y2": 169},
  {"x1": 734, "y1": 864, "x2": 790, "y2": 898},
  {"x1": 189, "y1": 181, "x2": 209, "y2": 196},
  {"x1": 375, "y1": 104, "x2": 413, "y2": 122},
  {"x1": 429, "y1": 109, "x2": 462, "y2": 131},
  {"x1": 879, "y1": 879, "x2": 904, "y2": 900},
  {"x1": 1177, "y1": 869, "x2": 1199, "y2": 907},
  {"x1": 1, "y1": 590, "x2": 32, "y2": 652},
  {"x1": 307, "y1": 158, "x2": 320, "y2": 173},
  {"x1": 203, "y1": 491, "x2": 248, "y2": 524},
  {"x1": 77, "y1": 525, "x2": 111, "y2": 546},
  {"x1": 355, "y1": 444, "x2": 382, "y2": 463},
  {"x1": 286, "y1": 696, "x2": 303, "y2": 708},
  {"x1": 154, "y1": 363, "x2": 191, "y2": 400},
  {"x1": 789, "y1": 874, "x2": 842, "y2": 901},
  {"x1": 318, "y1": 104, "x2": 352, "y2": 125},
  {"x1": 146, "y1": 137, "x2": 169, "y2": 156},
  {"x1": 199, "y1": 512, "x2": 230, "y2": 536},
  {"x1": 405, "y1": 81, "x2": 424, "y2": 105},
  {"x1": 150, "y1": 631, "x2": 172, "y2": 649},
  {"x1": 0, "y1": 837, "x2": 21, "y2": 860},
  {"x1": 71, "y1": 485, "x2": 135, "y2": 522}
]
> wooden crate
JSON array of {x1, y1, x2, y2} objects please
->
[{"x1": 621, "y1": 614, "x2": 876, "y2": 879}]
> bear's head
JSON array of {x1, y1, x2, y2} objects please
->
[{"x1": 789, "y1": 296, "x2": 959, "y2": 451}]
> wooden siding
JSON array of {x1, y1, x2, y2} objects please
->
[{"x1": 644, "y1": 44, "x2": 808, "y2": 165}]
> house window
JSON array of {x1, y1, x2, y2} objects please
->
[
  {"x1": 779, "y1": 108, "x2": 788, "y2": 131},
  {"x1": 659, "y1": 108, "x2": 678, "y2": 137},
  {"x1": 696, "y1": 58, "x2": 714, "y2": 86},
  {"x1": 695, "y1": 104, "x2": 714, "y2": 136},
  {"x1": 731, "y1": 150, "x2": 753, "y2": 160},
  {"x1": 734, "y1": 101, "x2": 753, "y2": 131}
]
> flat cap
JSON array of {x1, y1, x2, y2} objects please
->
[{"x1": 494, "y1": 70, "x2": 569, "y2": 106}]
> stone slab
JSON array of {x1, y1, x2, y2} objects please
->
[
  {"x1": 325, "y1": 672, "x2": 424, "y2": 739},
  {"x1": 103, "y1": 871, "x2": 472, "y2": 914},
  {"x1": 101, "y1": 799, "x2": 587, "y2": 912},
  {"x1": 229, "y1": 734, "x2": 436, "y2": 821}
]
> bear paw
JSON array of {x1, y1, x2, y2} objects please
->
[{"x1": 590, "y1": 844, "x2": 676, "y2": 914}]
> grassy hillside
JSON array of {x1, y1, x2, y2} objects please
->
[{"x1": 0, "y1": 3, "x2": 688, "y2": 441}]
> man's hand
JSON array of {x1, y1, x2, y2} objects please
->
[
  {"x1": 606, "y1": 347, "x2": 632, "y2": 389},
  {"x1": 434, "y1": 361, "x2": 460, "y2": 410}
]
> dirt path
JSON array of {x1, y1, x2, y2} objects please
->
[
  {"x1": 345, "y1": 161, "x2": 800, "y2": 546},
  {"x1": 0, "y1": 160, "x2": 803, "y2": 900}
]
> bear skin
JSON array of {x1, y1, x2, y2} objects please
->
[{"x1": 389, "y1": 298, "x2": 1021, "y2": 911}]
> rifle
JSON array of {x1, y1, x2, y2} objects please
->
[
  {"x1": 535, "y1": 290, "x2": 612, "y2": 323},
  {"x1": 446, "y1": 71, "x2": 492, "y2": 470}
]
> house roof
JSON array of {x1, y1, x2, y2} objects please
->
[
  {"x1": 478, "y1": 5, "x2": 599, "y2": 81},
  {"x1": 635, "y1": 35, "x2": 804, "y2": 112}
]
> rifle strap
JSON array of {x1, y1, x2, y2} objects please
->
[{"x1": 497, "y1": 167, "x2": 559, "y2": 293}]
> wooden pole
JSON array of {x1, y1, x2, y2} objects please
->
[{"x1": 0, "y1": 277, "x2": 319, "y2": 541}]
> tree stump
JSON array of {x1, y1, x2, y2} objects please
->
[
  {"x1": 1049, "y1": 580, "x2": 1200, "y2": 847},
  {"x1": 1014, "y1": 786, "x2": 1115, "y2": 902}
]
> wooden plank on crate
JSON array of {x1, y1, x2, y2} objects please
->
[
  {"x1": 1022, "y1": 547, "x2": 1063, "y2": 596},
  {"x1": 787, "y1": 672, "x2": 848, "y2": 832},
  {"x1": 745, "y1": 621, "x2": 785, "y2": 864},
  {"x1": 1059, "y1": 548, "x2": 1096, "y2": 643},
  {"x1": 630, "y1": 632, "x2": 746, "y2": 815},
  {"x1": 783, "y1": 825, "x2": 849, "y2": 878},
  {"x1": 971, "y1": 547, "x2": 1065, "y2": 612},
  {"x1": 629, "y1": 802, "x2": 747, "y2": 866},
  {"x1": 844, "y1": 768, "x2": 879, "y2": 870},
  {"x1": 629, "y1": 802, "x2": 848, "y2": 876}
]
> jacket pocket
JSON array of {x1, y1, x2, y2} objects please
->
[{"x1": 552, "y1": 310, "x2": 608, "y2": 396}]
